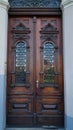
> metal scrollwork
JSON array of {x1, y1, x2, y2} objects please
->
[
  {"x1": 43, "y1": 42, "x2": 55, "y2": 83},
  {"x1": 16, "y1": 42, "x2": 26, "y2": 84},
  {"x1": 9, "y1": 0, "x2": 61, "y2": 8}
]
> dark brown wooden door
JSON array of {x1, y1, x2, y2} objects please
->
[{"x1": 7, "y1": 16, "x2": 64, "y2": 127}]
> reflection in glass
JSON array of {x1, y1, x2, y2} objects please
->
[
  {"x1": 16, "y1": 42, "x2": 26, "y2": 83},
  {"x1": 44, "y1": 42, "x2": 55, "y2": 83}
]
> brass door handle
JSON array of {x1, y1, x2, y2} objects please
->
[{"x1": 36, "y1": 80, "x2": 39, "y2": 88}]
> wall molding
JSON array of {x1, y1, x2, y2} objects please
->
[
  {"x1": 61, "y1": 0, "x2": 73, "y2": 10},
  {"x1": 0, "y1": 0, "x2": 10, "y2": 10}
]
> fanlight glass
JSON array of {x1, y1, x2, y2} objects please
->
[{"x1": 9, "y1": 0, "x2": 60, "y2": 8}]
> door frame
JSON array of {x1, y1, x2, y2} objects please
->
[
  {"x1": 9, "y1": 8, "x2": 62, "y2": 16},
  {"x1": 7, "y1": 7, "x2": 64, "y2": 128}
]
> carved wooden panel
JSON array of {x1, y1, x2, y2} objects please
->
[
  {"x1": 36, "y1": 95, "x2": 64, "y2": 126},
  {"x1": 39, "y1": 28, "x2": 59, "y2": 89},
  {"x1": 7, "y1": 16, "x2": 64, "y2": 127}
]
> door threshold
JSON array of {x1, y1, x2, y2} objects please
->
[{"x1": 6, "y1": 128, "x2": 65, "y2": 130}]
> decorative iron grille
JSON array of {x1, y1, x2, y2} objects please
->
[
  {"x1": 9, "y1": 0, "x2": 61, "y2": 8},
  {"x1": 43, "y1": 42, "x2": 55, "y2": 83},
  {"x1": 16, "y1": 42, "x2": 26, "y2": 84}
]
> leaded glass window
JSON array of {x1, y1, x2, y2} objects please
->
[
  {"x1": 43, "y1": 42, "x2": 55, "y2": 83},
  {"x1": 16, "y1": 42, "x2": 26, "y2": 84}
]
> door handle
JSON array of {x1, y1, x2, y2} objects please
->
[{"x1": 36, "y1": 80, "x2": 39, "y2": 88}]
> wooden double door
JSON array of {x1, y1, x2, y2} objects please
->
[{"x1": 7, "y1": 16, "x2": 64, "y2": 127}]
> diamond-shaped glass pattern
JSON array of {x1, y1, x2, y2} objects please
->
[
  {"x1": 44, "y1": 42, "x2": 55, "y2": 83},
  {"x1": 16, "y1": 42, "x2": 26, "y2": 83}
]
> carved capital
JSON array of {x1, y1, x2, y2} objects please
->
[
  {"x1": 61, "y1": 0, "x2": 73, "y2": 10},
  {"x1": 0, "y1": 0, "x2": 10, "y2": 10}
]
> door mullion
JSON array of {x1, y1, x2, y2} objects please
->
[{"x1": 32, "y1": 16, "x2": 37, "y2": 124}]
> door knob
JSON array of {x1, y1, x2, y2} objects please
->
[{"x1": 36, "y1": 80, "x2": 39, "y2": 88}]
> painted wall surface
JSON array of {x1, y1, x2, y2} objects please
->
[
  {"x1": 0, "y1": 1, "x2": 9, "y2": 130},
  {"x1": 0, "y1": 0, "x2": 8, "y2": 2},
  {"x1": 0, "y1": 2, "x2": 8, "y2": 75},
  {"x1": 62, "y1": 0, "x2": 73, "y2": 129},
  {"x1": 0, "y1": 75, "x2": 6, "y2": 130}
]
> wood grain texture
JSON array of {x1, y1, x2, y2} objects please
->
[{"x1": 7, "y1": 16, "x2": 64, "y2": 127}]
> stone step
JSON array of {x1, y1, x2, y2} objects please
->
[{"x1": 5, "y1": 128, "x2": 64, "y2": 130}]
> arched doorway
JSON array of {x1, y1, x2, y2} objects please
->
[{"x1": 7, "y1": 0, "x2": 64, "y2": 128}]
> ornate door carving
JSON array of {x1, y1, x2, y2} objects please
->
[{"x1": 7, "y1": 16, "x2": 64, "y2": 127}]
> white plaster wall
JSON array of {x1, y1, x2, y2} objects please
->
[
  {"x1": 0, "y1": 0, "x2": 9, "y2": 75},
  {"x1": 0, "y1": 1, "x2": 9, "y2": 130},
  {"x1": 3, "y1": 0, "x2": 8, "y2": 2},
  {"x1": 0, "y1": 0, "x2": 8, "y2": 2},
  {"x1": 62, "y1": 0, "x2": 73, "y2": 117},
  {"x1": 62, "y1": 0, "x2": 73, "y2": 129},
  {"x1": 62, "y1": 0, "x2": 66, "y2": 3},
  {"x1": 0, "y1": 7, "x2": 8, "y2": 75}
]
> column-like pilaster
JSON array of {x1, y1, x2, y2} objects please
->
[
  {"x1": 0, "y1": 0, "x2": 9, "y2": 130},
  {"x1": 61, "y1": 0, "x2": 73, "y2": 130}
]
